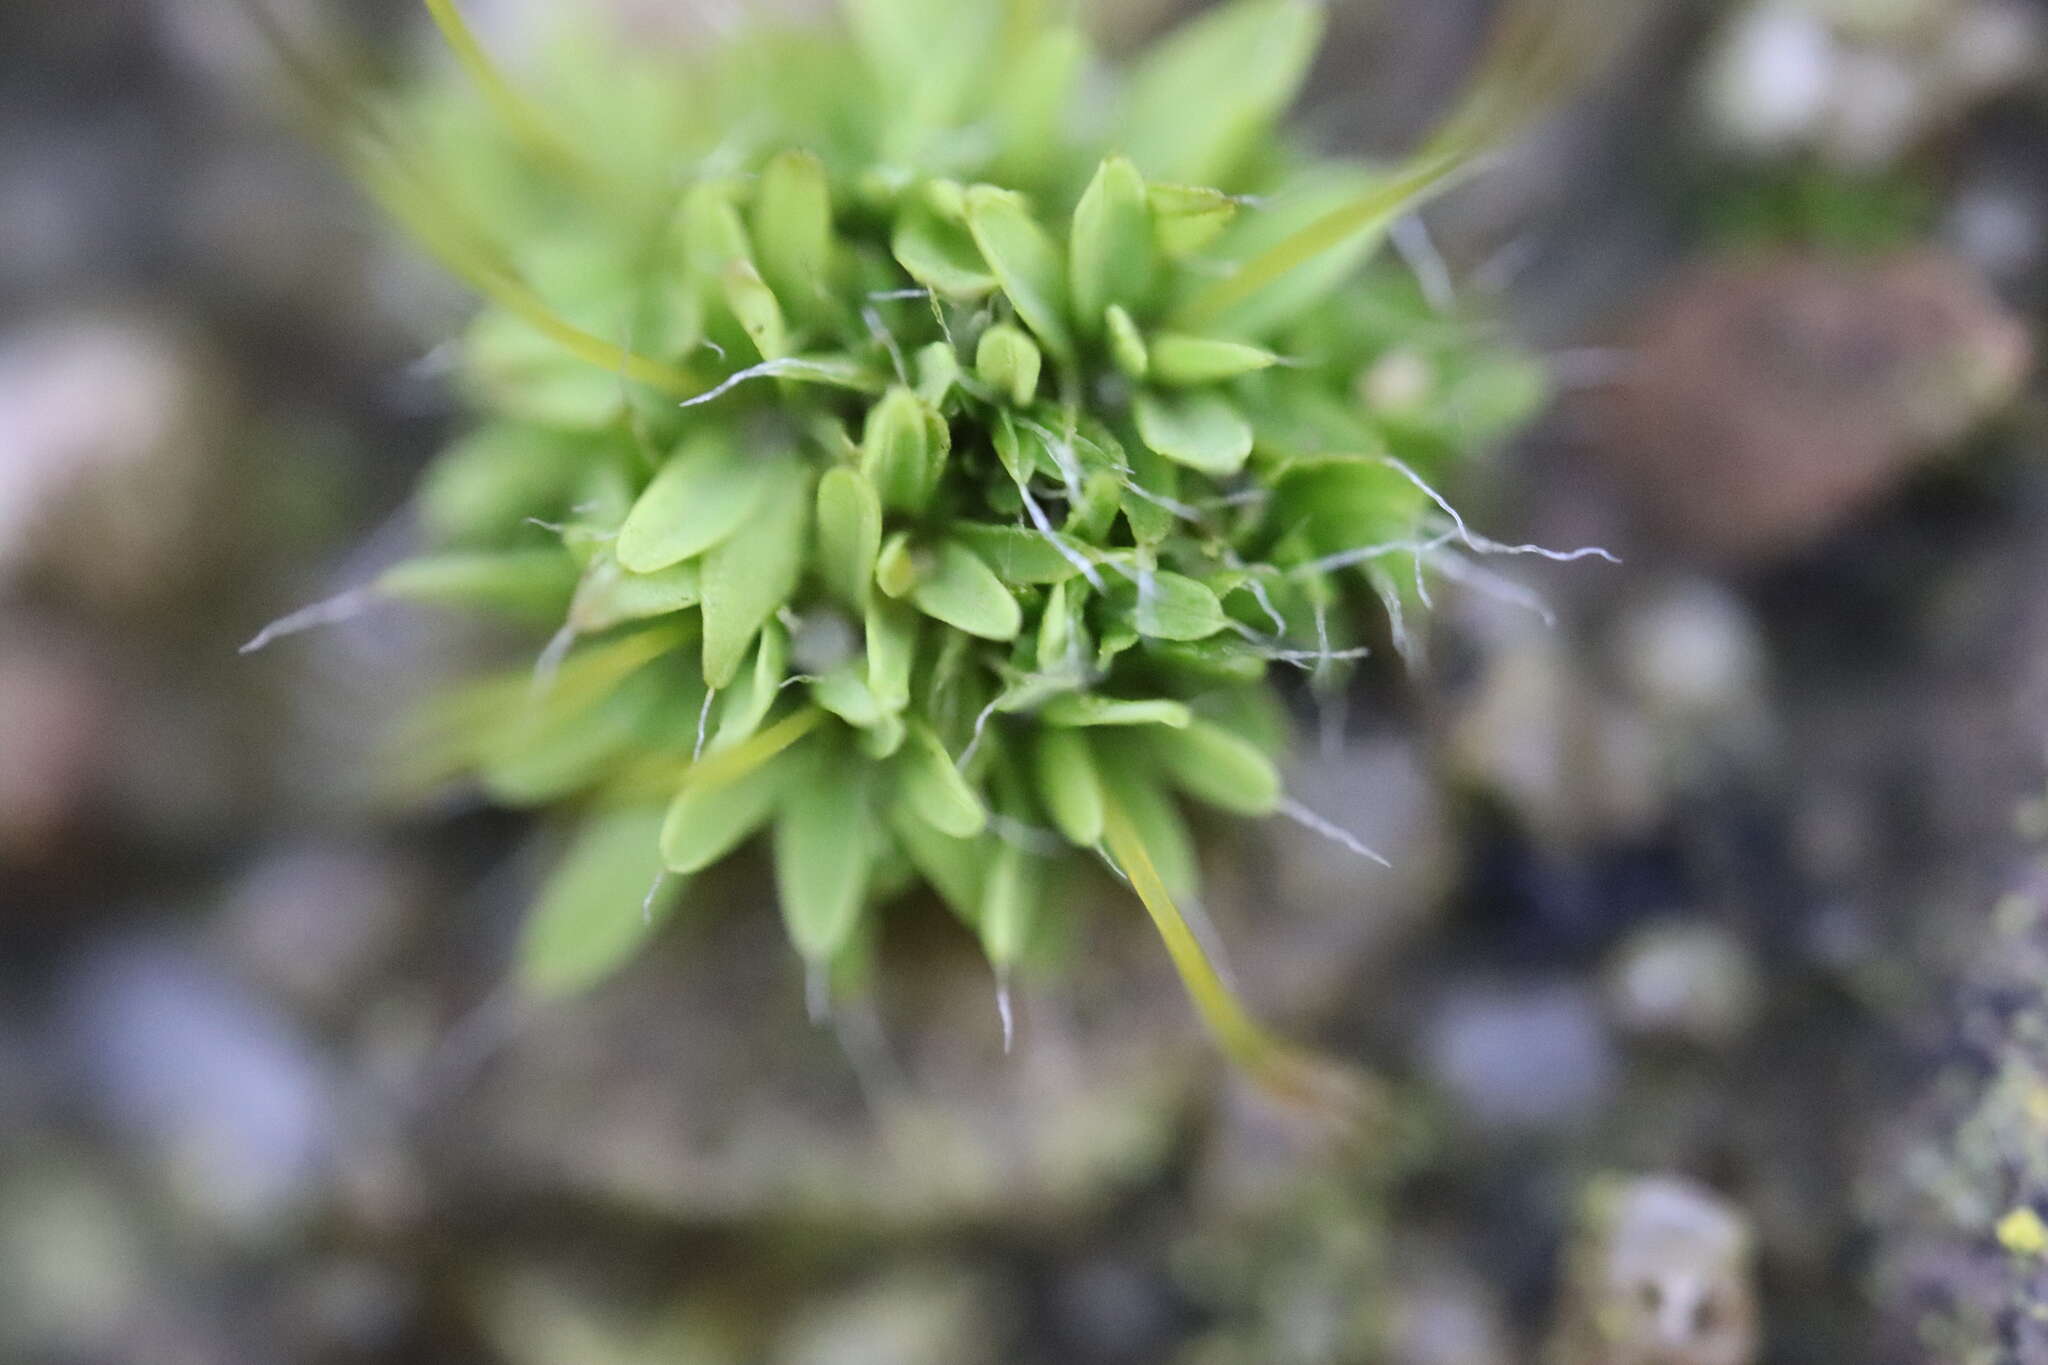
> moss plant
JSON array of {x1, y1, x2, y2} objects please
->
[{"x1": 248, "y1": 0, "x2": 1593, "y2": 1101}]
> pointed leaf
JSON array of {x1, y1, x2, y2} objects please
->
[
  {"x1": 816, "y1": 465, "x2": 883, "y2": 608},
  {"x1": 1033, "y1": 726, "x2": 1105, "y2": 847},
  {"x1": 1148, "y1": 183, "x2": 1238, "y2": 259},
  {"x1": 1037, "y1": 579, "x2": 1090, "y2": 673},
  {"x1": 377, "y1": 549, "x2": 577, "y2": 622},
  {"x1": 888, "y1": 802, "x2": 986, "y2": 922},
  {"x1": 955, "y1": 523, "x2": 1085, "y2": 585},
  {"x1": 617, "y1": 432, "x2": 772, "y2": 572},
  {"x1": 775, "y1": 754, "x2": 876, "y2": 961},
  {"x1": 1145, "y1": 719, "x2": 1283, "y2": 815},
  {"x1": 992, "y1": 22, "x2": 1090, "y2": 183},
  {"x1": 661, "y1": 754, "x2": 792, "y2": 873},
  {"x1": 711, "y1": 620, "x2": 789, "y2": 751},
  {"x1": 701, "y1": 460, "x2": 809, "y2": 688},
  {"x1": 1126, "y1": 570, "x2": 1230, "y2": 641},
  {"x1": 876, "y1": 530, "x2": 919, "y2": 599},
  {"x1": 861, "y1": 386, "x2": 948, "y2": 514},
  {"x1": 1070, "y1": 156, "x2": 1156, "y2": 331},
  {"x1": 1040, "y1": 694, "x2": 1191, "y2": 728},
  {"x1": 914, "y1": 340, "x2": 962, "y2": 405},
  {"x1": 1149, "y1": 333, "x2": 1281, "y2": 386},
  {"x1": 964, "y1": 185, "x2": 1074, "y2": 357},
  {"x1": 753, "y1": 149, "x2": 833, "y2": 310},
  {"x1": 721, "y1": 258, "x2": 788, "y2": 361},
  {"x1": 1119, "y1": 0, "x2": 1324, "y2": 186},
  {"x1": 1133, "y1": 390, "x2": 1253, "y2": 477},
  {"x1": 975, "y1": 323, "x2": 1043, "y2": 407},
  {"x1": 1105, "y1": 304, "x2": 1150, "y2": 379},
  {"x1": 892, "y1": 210, "x2": 998, "y2": 299},
  {"x1": 481, "y1": 665, "x2": 667, "y2": 806},
  {"x1": 1121, "y1": 442, "x2": 1179, "y2": 545},
  {"x1": 813, "y1": 664, "x2": 887, "y2": 729},
  {"x1": 979, "y1": 839, "x2": 1038, "y2": 966},
  {"x1": 846, "y1": 0, "x2": 1002, "y2": 139},
  {"x1": 1175, "y1": 165, "x2": 1388, "y2": 334},
  {"x1": 568, "y1": 553, "x2": 701, "y2": 633},
  {"x1": 857, "y1": 711, "x2": 907, "y2": 760},
  {"x1": 911, "y1": 540, "x2": 1023, "y2": 640},
  {"x1": 681, "y1": 178, "x2": 751, "y2": 279},
  {"x1": 866, "y1": 597, "x2": 919, "y2": 712},
  {"x1": 417, "y1": 427, "x2": 582, "y2": 543},
  {"x1": 897, "y1": 721, "x2": 987, "y2": 838},
  {"x1": 521, "y1": 806, "x2": 680, "y2": 998}
]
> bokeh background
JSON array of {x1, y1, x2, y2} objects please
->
[{"x1": 4, "y1": 1, "x2": 2047, "y2": 1361}]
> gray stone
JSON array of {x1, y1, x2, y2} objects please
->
[
  {"x1": 1603, "y1": 921, "x2": 1764, "y2": 1047},
  {"x1": 772, "y1": 1264, "x2": 1016, "y2": 1365},
  {"x1": 58, "y1": 935, "x2": 339, "y2": 1242},
  {"x1": 1423, "y1": 980, "x2": 1617, "y2": 1133},
  {"x1": 1544, "y1": 1174, "x2": 1759, "y2": 1365}
]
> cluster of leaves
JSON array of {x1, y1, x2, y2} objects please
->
[{"x1": 272, "y1": 0, "x2": 1574, "y2": 1080}]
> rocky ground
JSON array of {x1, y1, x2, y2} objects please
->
[{"x1": 2, "y1": 1, "x2": 2045, "y2": 1362}]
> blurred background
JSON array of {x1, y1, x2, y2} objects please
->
[{"x1": 2, "y1": 1, "x2": 2046, "y2": 1361}]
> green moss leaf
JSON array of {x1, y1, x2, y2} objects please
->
[
  {"x1": 568, "y1": 553, "x2": 701, "y2": 633},
  {"x1": 377, "y1": 549, "x2": 578, "y2": 622},
  {"x1": 720, "y1": 258, "x2": 789, "y2": 361},
  {"x1": 520, "y1": 806, "x2": 681, "y2": 998},
  {"x1": 865, "y1": 597, "x2": 919, "y2": 713},
  {"x1": 911, "y1": 540, "x2": 1023, "y2": 641},
  {"x1": 1040, "y1": 694, "x2": 1191, "y2": 729},
  {"x1": 417, "y1": 427, "x2": 583, "y2": 543},
  {"x1": 896, "y1": 720, "x2": 987, "y2": 839},
  {"x1": 1175, "y1": 165, "x2": 1383, "y2": 336},
  {"x1": 774, "y1": 750, "x2": 877, "y2": 961},
  {"x1": 1119, "y1": 0, "x2": 1323, "y2": 187},
  {"x1": 711, "y1": 620, "x2": 789, "y2": 752},
  {"x1": 964, "y1": 185, "x2": 1074, "y2": 358},
  {"x1": 887, "y1": 802, "x2": 985, "y2": 923},
  {"x1": 463, "y1": 310, "x2": 627, "y2": 430},
  {"x1": 661, "y1": 753, "x2": 793, "y2": 873},
  {"x1": 1032, "y1": 726, "x2": 1105, "y2": 847},
  {"x1": 1070, "y1": 156, "x2": 1155, "y2": 332},
  {"x1": 1105, "y1": 304, "x2": 1150, "y2": 379},
  {"x1": 700, "y1": 460, "x2": 809, "y2": 688},
  {"x1": 1147, "y1": 183, "x2": 1238, "y2": 260},
  {"x1": 1133, "y1": 390, "x2": 1254, "y2": 477},
  {"x1": 979, "y1": 838, "x2": 1038, "y2": 966},
  {"x1": 481, "y1": 663, "x2": 669, "y2": 805},
  {"x1": 813, "y1": 664, "x2": 888, "y2": 729},
  {"x1": 753, "y1": 149, "x2": 833, "y2": 313},
  {"x1": 1148, "y1": 333, "x2": 1281, "y2": 386},
  {"x1": 815, "y1": 465, "x2": 883, "y2": 609},
  {"x1": 892, "y1": 210, "x2": 998, "y2": 300},
  {"x1": 1144, "y1": 718, "x2": 1283, "y2": 816},
  {"x1": 955, "y1": 523, "x2": 1085, "y2": 585},
  {"x1": 861, "y1": 386, "x2": 949, "y2": 515},
  {"x1": 680, "y1": 178, "x2": 752, "y2": 280},
  {"x1": 1123, "y1": 569, "x2": 1230, "y2": 641},
  {"x1": 975, "y1": 323, "x2": 1043, "y2": 407},
  {"x1": 616, "y1": 431, "x2": 773, "y2": 573},
  {"x1": 992, "y1": 23, "x2": 1091, "y2": 185}
]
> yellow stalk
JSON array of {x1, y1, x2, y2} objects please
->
[
  {"x1": 236, "y1": 0, "x2": 700, "y2": 396},
  {"x1": 1102, "y1": 793, "x2": 1382, "y2": 1130},
  {"x1": 350, "y1": 148, "x2": 702, "y2": 395},
  {"x1": 1102, "y1": 793, "x2": 1273, "y2": 1064},
  {"x1": 420, "y1": 0, "x2": 599, "y2": 186},
  {"x1": 1179, "y1": 0, "x2": 1618, "y2": 328},
  {"x1": 606, "y1": 708, "x2": 825, "y2": 804}
]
